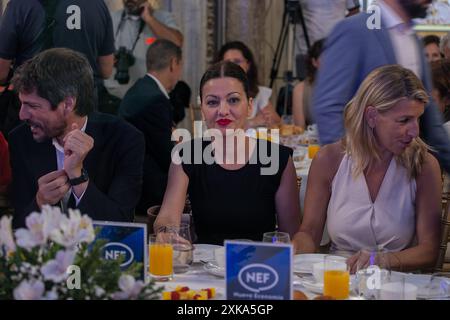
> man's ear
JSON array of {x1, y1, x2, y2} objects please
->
[
  {"x1": 169, "y1": 57, "x2": 177, "y2": 72},
  {"x1": 365, "y1": 106, "x2": 378, "y2": 128},
  {"x1": 62, "y1": 97, "x2": 76, "y2": 115}
]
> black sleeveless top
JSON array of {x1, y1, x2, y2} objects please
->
[{"x1": 181, "y1": 139, "x2": 292, "y2": 245}]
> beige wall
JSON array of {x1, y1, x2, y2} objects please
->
[{"x1": 225, "y1": 0, "x2": 290, "y2": 109}]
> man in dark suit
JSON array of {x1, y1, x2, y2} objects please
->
[
  {"x1": 313, "y1": 0, "x2": 450, "y2": 172},
  {"x1": 9, "y1": 48, "x2": 145, "y2": 229},
  {"x1": 119, "y1": 39, "x2": 182, "y2": 215}
]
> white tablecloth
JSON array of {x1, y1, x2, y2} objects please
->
[{"x1": 159, "y1": 262, "x2": 319, "y2": 300}]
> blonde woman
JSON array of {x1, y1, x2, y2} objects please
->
[{"x1": 293, "y1": 65, "x2": 442, "y2": 272}]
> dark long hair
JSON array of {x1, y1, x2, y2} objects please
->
[
  {"x1": 199, "y1": 61, "x2": 250, "y2": 102},
  {"x1": 306, "y1": 39, "x2": 325, "y2": 84},
  {"x1": 215, "y1": 41, "x2": 259, "y2": 99}
]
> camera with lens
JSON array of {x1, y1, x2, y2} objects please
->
[{"x1": 114, "y1": 46, "x2": 136, "y2": 84}]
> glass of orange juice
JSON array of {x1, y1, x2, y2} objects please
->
[
  {"x1": 149, "y1": 234, "x2": 173, "y2": 281},
  {"x1": 308, "y1": 144, "x2": 320, "y2": 159},
  {"x1": 323, "y1": 255, "x2": 350, "y2": 299}
]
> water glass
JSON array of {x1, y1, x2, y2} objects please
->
[
  {"x1": 169, "y1": 223, "x2": 193, "y2": 274},
  {"x1": 379, "y1": 274, "x2": 418, "y2": 300},
  {"x1": 324, "y1": 255, "x2": 350, "y2": 299},
  {"x1": 355, "y1": 248, "x2": 391, "y2": 299},
  {"x1": 262, "y1": 231, "x2": 290, "y2": 244}
]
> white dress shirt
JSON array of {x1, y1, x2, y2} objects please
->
[
  {"x1": 52, "y1": 117, "x2": 88, "y2": 208},
  {"x1": 147, "y1": 73, "x2": 170, "y2": 99},
  {"x1": 378, "y1": 0, "x2": 422, "y2": 78}
]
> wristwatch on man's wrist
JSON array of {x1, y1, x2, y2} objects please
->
[{"x1": 69, "y1": 168, "x2": 89, "y2": 186}]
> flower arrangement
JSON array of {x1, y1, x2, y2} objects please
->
[{"x1": 0, "y1": 205, "x2": 163, "y2": 300}]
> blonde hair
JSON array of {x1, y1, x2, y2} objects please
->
[{"x1": 343, "y1": 65, "x2": 429, "y2": 179}]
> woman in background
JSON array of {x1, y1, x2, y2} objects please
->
[
  {"x1": 292, "y1": 39, "x2": 324, "y2": 130},
  {"x1": 216, "y1": 41, "x2": 281, "y2": 129}
]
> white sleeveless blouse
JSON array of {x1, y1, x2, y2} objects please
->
[{"x1": 327, "y1": 154, "x2": 416, "y2": 255}]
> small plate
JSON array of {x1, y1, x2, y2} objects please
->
[
  {"x1": 298, "y1": 275, "x2": 357, "y2": 295},
  {"x1": 293, "y1": 254, "x2": 327, "y2": 274},
  {"x1": 203, "y1": 260, "x2": 225, "y2": 278},
  {"x1": 193, "y1": 244, "x2": 222, "y2": 263}
]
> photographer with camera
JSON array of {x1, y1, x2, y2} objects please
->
[
  {"x1": 0, "y1": 0, "x2": 115, "y2": 134},
  {"x1": 105, "y1": 0, "x2": 183, "y2": 99}
]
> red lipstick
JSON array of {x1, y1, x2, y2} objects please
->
[{"x1": 216, "y1": 119, "x2": 232, "y2": 126}]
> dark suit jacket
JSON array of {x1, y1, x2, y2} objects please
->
[
  {"x1": 313, "y1": 12, "x2": 450, "y2": 172},
  {"x1": 9, "y1": 112, "x2": 145, "y2": 229},
  {"x1": 119, "y1": 75, "x2": 174, "y2": 214}
]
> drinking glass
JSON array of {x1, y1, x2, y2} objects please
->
[
  {"x1": 324, "y1": 255, "x2": 350, "y2": 299},
  {"x1": 148, "y1": 233, "x2": 173, "y2": 281},
  {"x1": 423, "y1": 273, "x2": 450, "y2": 299},
  {"x1": 170, "y1": 223, "x2": 194, "y2": 274},
  {"x1": 355, "y1": 248, "x2": 391, "y2": 299},
  {"x1": 262, "y1": 231, "x2": 290, "y2": 244},
  {"x1": 379, "y1": 274, "x2": 418, "y2": 300}
]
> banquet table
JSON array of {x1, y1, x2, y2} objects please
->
[{"x1": 158, "y1": 258, "x2": 450, "y2": 301}]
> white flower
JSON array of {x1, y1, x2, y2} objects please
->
[
  {"x1": 112, "y1": 275, "x2": 145, "y2": 300},
  {"x1": 15, "y1": 213, "x2": 47, "y2": 250},
  {"x1": 50, "y1": 209, "x2": 95, "y2": 248},
  {"x1": 41, "y1": 250, "x2": 76, "y2": 283},
  {"x1": 0, "y1": 215, "x2": 16, "y2": 253},
  {"x1": 13, "y1": 279, "x2": 45, "y2": 300}
]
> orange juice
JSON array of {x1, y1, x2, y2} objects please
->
[
  {"x1": 149, "y1": 243, "x2": 173, "y2": 278},
  {"x1": 324, "y1": 270, "x2": 350, "y2": 299},
  {"x1": 308, "y1": 144, "x2": 320, "y2": 159}
]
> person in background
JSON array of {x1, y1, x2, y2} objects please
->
[
  {"x1": 293, "y1": 65, "x2": 441, "y2": 272},
  {"x1": 0, "y1": 0, "x2": 114, "y2": 104},
  {"x1": 105, "y1": 0, "x2": 183, "y2": 99},
  {"x1": 9, "y1": 48, "x2": 145, "y2": 229},
  {"x1": 154, "y1": 61, "x2": 301, "y2": 245},
  {"x1": 292, "y1": 39, "x2": 324, "y2": 129},
  {"x1": 216, "y1": 41, "x2": 281, "y2": 129},
  {"x1": 119, "y1": 39, "x2": 183, "y2": 215},
  {"x1": 313, "y1": 0, "x2": 450, "y2": 173},
  {"x1": 422, "y1": 34, "x2": 442, "y2": 63},
  {"x1": 430, "y1": 59, "x2": 450, "y2": 134},
  {"x1": 440, "y1": 31, "x2": 450, "y2": 59}
]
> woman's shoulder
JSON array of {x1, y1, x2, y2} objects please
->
[
  {"x1": 311, "y1": 141, "x2": 346, "y2": 177},
  {"x1": 416, "y1": 151, "x2": 441, "y2": 182}
]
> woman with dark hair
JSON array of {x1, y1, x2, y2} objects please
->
[
  {"x1": 215, "y1": 41, "x2": 281, "y2": 129},
  {"x1": 423, "y1": 34, "x2": 442, "y2": 63},
  {"x1": 430, "y1": 59, "x2": 450, "y2": 134},
  {"x1": 154, "y1": 61, "x2": 300, "y2": 245},
  {"x1": 292, "y1": 39, "x2": 324, "y2": 129}
]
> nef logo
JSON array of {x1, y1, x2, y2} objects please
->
[
  {"x1": 102, "y1": 242, "x2": 134, "y2": 267},
  {"x1": 238, "y1": 264, "x2": 279, "y2": 293}
]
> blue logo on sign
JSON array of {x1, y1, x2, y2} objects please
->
[
  {"x1": 238, "y1": 264, "x2": 279, "y2": 293},
  {"x1": 103, "y1": 242, "x2": 134, "y2": 267}
]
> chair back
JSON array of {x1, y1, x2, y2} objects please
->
[{"x1": 434, "y1": 191, "x2": 450, "y2": 272}]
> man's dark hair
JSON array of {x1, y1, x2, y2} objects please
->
[
  {"x1": 146, "y1": 39, "x2": 182, "y2": 72},
  {"x1": 12, "y1": 48, "x2": 94, "y2": 116},
  {"x1": 199, "y1": 61, "x2": 250, "y2": 102}
]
